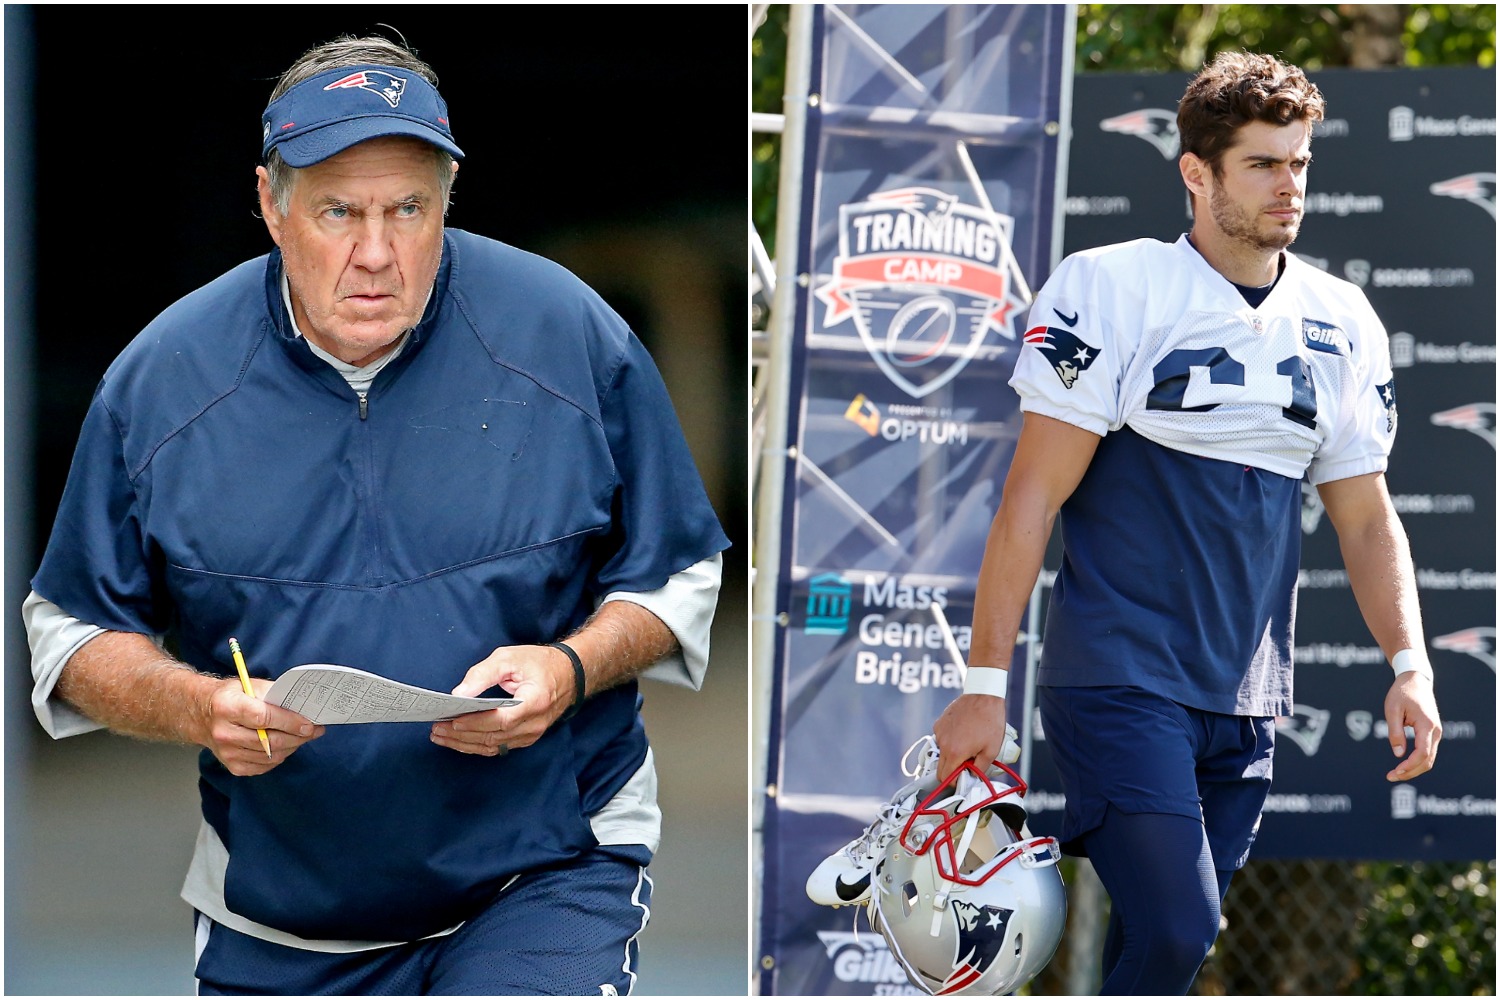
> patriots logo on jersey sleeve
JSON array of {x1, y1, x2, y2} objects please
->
[
  {"x1": 1025, "y1": 321, "x2": 1100, "y2": 389},
  {"x1": 938, "y1": 900, "x2": 1014, "y2": 994},
  {"x1": 323, "y1": 70, "x2": 407, "y2": 108},
  {"x1": 1377, "y1": 378, "x2": 1397, "y2": 432}
]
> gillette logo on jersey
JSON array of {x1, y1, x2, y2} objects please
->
[
  {"x1": 1025, "y1": 311, "x2": 1101, "y2": 389},
  {"x1": 1301, "y1": 318, "x2": 1351, "y2": 356},
  {"x1": 816, "y1": 187, "x2": 1027, "y2": 399}
]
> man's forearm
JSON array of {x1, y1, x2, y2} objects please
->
[
  {"x1": 969, "y1": 413, "x2": 1101, "y2": 669},
  {"x1": 1339, "y1": 513, "x2": 1425, "y2": 658},
  {"x1": 1323, "y1": 475, "x2": 1426, "y2": 658},
  {"x1": 561, "y1": 600, "x2": 679, "y2": 700},
  {"x1": 970, "y1": 496, "x2": 1054, "y2": 669},
  {"x1": 57, "y1": 631, "x2": 219, "y2": 746}
]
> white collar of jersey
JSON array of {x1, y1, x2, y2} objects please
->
[{"x1": 1177, "y1": 234, "x2": 1292, "y2": 308}]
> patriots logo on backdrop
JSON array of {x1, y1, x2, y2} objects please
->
[
  {"x1": 1429, "y1": 173, "x2": 1496, "y2": 219},
  {"x1": 1276, "y1": 703, "x2": 1332, "y2": 756},
  {"x1": 1430, "y1": 402, "x2": 1495, "y2": 449},
  {"x1": 323, "y1": 70, "x2": 407, "y2": 108},
  {"x1": 1099, "y1": 108, "x2": 1180, "y2": 159},
  {"x1": 1376, "y1": 378, "x2": 1397, "y2": 432},
  {"x1": 1299, "y1": 480, "x2": 1326, "y2": 535},
  {"x1": 1432, "y1": 627, "x2": 1496, "y2": 671},
  {"x1": 938, "y1": 900, "x2": 1014, "y2": 994},
  {"x1": 1025, "y1": 318, "x2": 1099, "y2": 389}
]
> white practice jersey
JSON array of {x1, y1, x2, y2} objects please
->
[
  {"x1": 1012, "y1": 234, "x2": 1396, "y2": 484},
  {"x1": 1012, "y1": 235, "x2": 1397, "y2": 716}
]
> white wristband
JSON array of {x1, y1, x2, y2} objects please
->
[
  {"x1": 964, "y1": 666, "x2": 1008, "y2": 699},
  {"x1": 1391, "y1": 648, "x2": 1433, "y2": 680}
]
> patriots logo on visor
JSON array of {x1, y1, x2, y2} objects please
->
[
  {"x1": 323, "y1": 70, "x2": 407, "y2": 108},
  {"x1": 938, "y1": 900, "x2": 1015, "y2": 995},
  {"x1": 1025, "y1": 322, "x2": 1099, "y2": 389}
]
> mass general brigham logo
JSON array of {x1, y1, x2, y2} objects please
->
[{"x1": 815, "y1": 187, "x2": 1029, "y2": 399}]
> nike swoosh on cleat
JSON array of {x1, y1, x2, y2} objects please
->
[
  {"x1": 1054, "y1": 308, "x2": 1079, "y2": 326},
  {"x1": 835, "y1": 873, "x2": 871, "y2": 901}
]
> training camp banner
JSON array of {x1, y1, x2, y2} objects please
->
[{"x1": 758, "y1": 5, "x2": 1073, "y2": 994}]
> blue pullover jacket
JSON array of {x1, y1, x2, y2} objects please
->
[{"x1": 33, "y1": 229, "x2": 729, "y2": 941}]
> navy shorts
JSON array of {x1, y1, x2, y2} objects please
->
[
  {"x1": 1038, "y1": 685, "x2": 1275, "y2": 871},
  {"x1": 195, "y1": 844, "x2": 653, "y2": 996}
]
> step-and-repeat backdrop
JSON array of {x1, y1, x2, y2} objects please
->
[{"x1": 759, "y1": 9, "x2": 1494, "y2": 989}]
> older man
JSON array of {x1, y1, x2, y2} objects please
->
[{"x1": 25, "y1": 35, "x2": 727, "y2": 995}]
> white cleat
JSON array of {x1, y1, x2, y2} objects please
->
[
  {"x1": 804, "y1": 728, "x2": 1021, "y2": 908},
  {"x1": 806, "y1": 737, "x2": 939, "y2": 907}
]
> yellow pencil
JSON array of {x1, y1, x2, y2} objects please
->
[{"x1": 229, "y1": 637, "x2": 273, "y2": 760}]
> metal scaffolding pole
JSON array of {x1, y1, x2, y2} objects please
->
[{"x1": 750, "y1": 4, "x2": 813, "y2": 989}]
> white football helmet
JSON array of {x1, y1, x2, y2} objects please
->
[{"x1": 868, "y1": 759, "x2": 1066, "y2": 996}]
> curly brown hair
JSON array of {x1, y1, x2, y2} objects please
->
[{"x1": 1178, "y1": 51, "x2": 1326, "y2": 175}]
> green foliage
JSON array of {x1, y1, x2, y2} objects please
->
[
  {"x1": 1406, "y1": 4, "x2": 1497, "y2": 66},
  {"x1": 752, "y1": 4, "x2": 788, "y2": 257},
  {"x1": 1077, "y1": 4, "x2": 1495, "y2": 71},
  {"x1": 1349, "y1": 860, "x2": 1497, "y2": 995},
  {"x1": 1078, "y1": 4, "x2": 1347, "y2": 71}
]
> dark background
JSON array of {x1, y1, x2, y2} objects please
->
[{"x1": 7, "y1": 6, "x2": 749, "y2": 995}]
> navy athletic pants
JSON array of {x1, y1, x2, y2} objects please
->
[
  {"x1": 1039, "y1": 684, "x2": 1275, "y2": 995},
  {"x1": 195, "y1": 844, "x2": 653, "y2": 996}
]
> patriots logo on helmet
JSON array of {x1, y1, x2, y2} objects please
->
[
  {"x1": 1025, "y1": 322, "x2": 1099, "y2": 389},
  {"x1": 1376, "y1": 378, "x2": 1397, "y2": 433},
  {"x1": 1430, "y1": 402, "x2": 1495, "y2": 449},
  {"x1": 323, "y1": 70, "x2": 407, "y2": 109},
  {"x1": 1429, "y1": 173, "x2": 1496, "y2": 219},
  {"x1": 1099, "y1": 108, "x2": 1180, "y2": 159},
  {"x1": 937, "y1": 900, "x2": 1014, "y2": 995}
]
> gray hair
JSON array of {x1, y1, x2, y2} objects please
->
[{"x1": 263, "y1": 34, "x2": 455, "y2": 216}]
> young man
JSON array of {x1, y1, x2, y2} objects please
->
[
  {"x1": 810, "y1": 51, "x2": 1442, "y2": 995},
  {"x1": 25, "y1": 35, "x2": 727, "y2": 995},
  {"x1": 935, "y1": 51, "x2": 1442, "y2": 993}
]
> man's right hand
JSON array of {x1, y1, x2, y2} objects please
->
[
  {"x1": 57, "y1": 631, "x2": 323, "y2": 777},
  {"x1": 201, "y1": 676, "x2": 324, "y2": 777},
  {"x1": 933, "y1": 692, "x2": 1009, "y2": 783}
]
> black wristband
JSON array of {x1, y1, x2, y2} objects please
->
[{"x1": 547, "y1": 641, "x2": 587, "y2": 721}]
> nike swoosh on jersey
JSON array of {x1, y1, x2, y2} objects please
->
[
  {"x1": 1053, "y1": 308, "x2": 1079, "y2": 326},
  {"x1": 835, "y1": 872, "x2": 871, "y2": 900}
]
